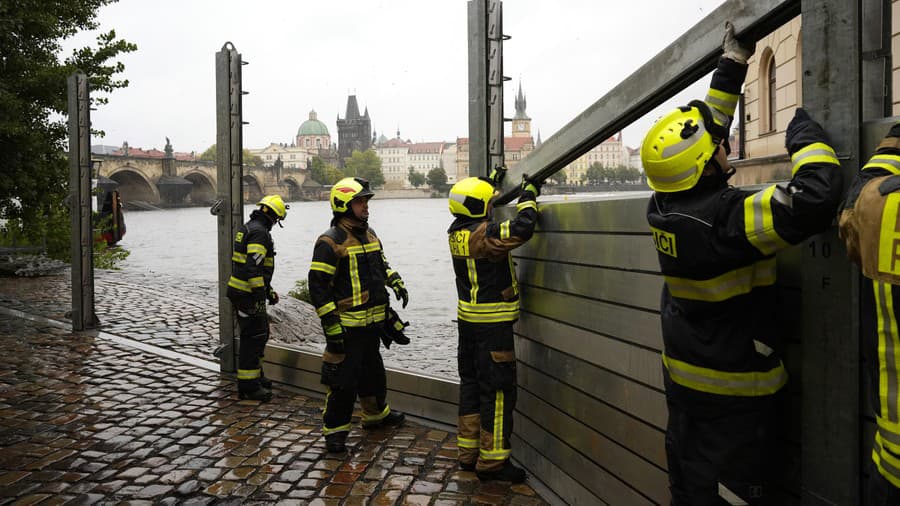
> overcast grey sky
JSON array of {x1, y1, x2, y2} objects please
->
[{"x1": 68, "y1": 0, "x2": 726, "y2": 154}]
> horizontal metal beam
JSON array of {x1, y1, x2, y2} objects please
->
[{"x1": 495, "y1": 0, "x2": 800, "y2": 205}]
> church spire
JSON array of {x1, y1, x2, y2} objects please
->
[{"x1": 514, "y1": 80, "x2": 529, "y2": 120}]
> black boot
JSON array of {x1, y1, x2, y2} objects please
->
[
  {"x1": 477, "y1": 461, "x2": 527, "y2": 483},
  {"x1": 259, "y1": 372, "x2": 272, "y2": 389},
  {"x1": 362, "y1": 410, "x2": 405, "y2": 429},
  {"x1": 325, "y1": 432, "x2": 348, "y2": 453},
  {"x1": 238, "y1": 387, "x2": 272, "y2": 402}
]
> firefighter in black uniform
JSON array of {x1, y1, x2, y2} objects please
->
[
  {"x1": 226, "y1": 194, "x2": 288, "y2": 402},
  {"x1": 448, "y1": 172, "x2": 539, "y2": 483},
  {"x1": 309, "y1": 177, "x2": 407, "y2": 454},
  {"x1": 839, "y1": 123, "x2": 900, "y2": 505},
  {"x1": 640, "y1": 23, "x2": 843, "y2": 504}
]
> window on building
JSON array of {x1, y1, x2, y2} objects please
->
[{"x1": 760, "y1": 49, "x2": 777, "y2": 133}]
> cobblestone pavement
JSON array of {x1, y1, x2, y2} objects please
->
[
  {"x1": 0, "y1": 270, "x2": 458, "y2": 378},
  {"x1": 0, "y1": 307, "x2": 549, "y2": 505}
]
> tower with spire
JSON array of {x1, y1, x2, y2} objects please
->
[
  {"x1": 336, "y1": 94, "x2": 373, "y2": 167},
  {"x1": 511, "y1": 81, "x2": 532, "y2": 138}
]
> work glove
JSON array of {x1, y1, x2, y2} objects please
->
[
  {"x1": 323, "y1": 322, "x2": 346, "y2": 354},
  {"x1": 722, "y1": 21, "x2": 755, "y2": 64},
  {"x1": 520, "y1": 179, "x2": 541, "y2": 200},
  {"x1": 489, "y1": 166, "x2": 507, "y2": 187},
  {"x1": 785, "y1": 108, "x2": 831, "y2": 155},
  {"x1": 267, "y1": 288, "x2": 279, "y2": 305},
  {"x1": 390, "y1": 278, "x2": 409, "y2": 308},
  {"x1": 381, "y1": 307, "x2": 410, "y2": 349},
  {"x1": 320, "y1": 351, "x2": 345, "y2": 388}
]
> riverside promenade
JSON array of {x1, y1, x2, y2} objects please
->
[{"x1": 0, "y1": 270, "x2": 549, "y2": 505}]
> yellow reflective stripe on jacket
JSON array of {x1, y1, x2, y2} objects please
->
[
  {"x1": 874, "y1": 432, "x2": 900, "y2": 488},
  {"x1": 744, "y1": 185, "x2": 790, "y2": 255},
  {"x1": 507, "y1": 256, "x2": 519, "y2": 297},
  {"x1": 362, "y1": 404, "x2": 390, "y2": 422},
  {"x1": 662, "y1": 353, "x2": 788, "y2": 396},
  {"x1": 665, "y1": 258, "x2": 776, "y2": 302},
  {"x1": 263, "y1": 257, "x2": 274, "y2": 267},
  {"x1": 340, "y1": 305, "x2": 387, "y2": 327},
  {"x1": 705, "y1": 88, "x2": 739, "y2": 117},
  {"x1": 864, "y1": 154, "x2": 900, "y2": 175},
  {"x1": 790, "y1": 142, "x2": 839, "y2": 176},
  {"x1": 500, "y1": 220, "x2": 511, "y2": 240},
  {"x1": 516, "y1": 200, "x2": 537, "y2": 212},
  {"x1": 237, "y1": 368, "x2": 260, "y2": 380},
  {"x1": 324, "y1": 322, "x2": 343, "y2": 336},
  {"x1": 247, "y1": 243, "x2": 267, "y2": 256},
  {"x1": 457, "y1": 300, "x2": 519, "y2": 323},
  {"x1": 316, "y1": 301, "x2": 337, "y2": 317},
  {"x1": 323, "y1": 423, "x2": 352, "y2": 435},
  {"x1": 457, "y1": 436, "x2": 479, "y2": 449},
  {"x1": 231, "y1": 252, "x2": 247, "y2": 264},
  {"x1": 874, "y1": 281, "x2": 900, "y2": 422},
  {"x1": 349, "y1": 253, "x2": 362, "y2": 307},
  {"x1": 467, "y1": 258, "x2": 478, "y2": 304},
  {"x1": 310, "y1": 261, "x2": 336, "y2": 275},
  {"x1": 228, "y1": 277, "x2": 252, "y2": 292},
  {"x1": 877, "y1": 416, "x2": 900, "y2": 455},
  {"x1": 248, "y1": 276, "x2": 265, "y2": 288},
  {"x1": 345, "y1": 241, "x2": 381, "y2": 255}
]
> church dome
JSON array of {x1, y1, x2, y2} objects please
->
[{"x1": 297, "y1": 110, "x2": 329, "y2": 136}]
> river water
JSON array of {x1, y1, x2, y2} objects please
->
[{"x1": 118, "y1": 198, "x2": 459, "y2": 343}]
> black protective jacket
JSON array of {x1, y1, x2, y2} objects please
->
[
  {"x1": 648, "y1": 58, "x2": 844, "y2": 399},
  {"x1": 448, "y1": 191, "x2": 538, "y2": 323},
  {"x1": 227, "y1": 210, "x2": 275, "y2": 308}
]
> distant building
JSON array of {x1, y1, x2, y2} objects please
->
[
  {"x1": 250, "y1": 143, "x2": 309, "y2": 169},
  {"x1": 295, "y1": 110, "x2": 332, "y2": 153},
  {"x1": 374, "y1": 131, "x2": 412, "y2": 189},
  {"x1": 336, "y1": 95, "x2": 372, "y2": 167},
  {"x1": 561, "y1": 132, "x2": 627, "y2": 184}
]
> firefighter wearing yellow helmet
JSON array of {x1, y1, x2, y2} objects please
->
[
  {"x1": 226, "y1": 194, "x2": 289, "y2": 402},
  {"x1": 447, "y1": 170, "x2": 539, "y2": 483},
  {"x1": 641, "y1": 23, "x2": 844, "y2": 505},
  {"x1": 308, "y1": 177, "x2": 408, "y2": 453}
]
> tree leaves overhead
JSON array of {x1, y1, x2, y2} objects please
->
[
  {"x1": 343, "y1": 149, "x2": 384, "y2": 187},
  {"x1": 0, "y1": 0, "x2": 135, "y2": 258}
]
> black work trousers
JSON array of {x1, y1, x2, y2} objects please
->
[
  {"x1": 236, "y1": 306, "x2": 269, "y2": 393},
  {"x1": 665, "y1": 378, "x2": 779, "y2": 506},
  {"x1": 322, "y1": 326, "x2": 388, "y2": 434},
  {"x1": 457, "y1": 320, "x2": 517, "y2": 472}
]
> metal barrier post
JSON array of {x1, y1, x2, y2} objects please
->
[
  {"x1": 467, "y1": 0, "x2": 506, "y2": 178},
  {"x1": 67, "y1": 71, "x2": 97, "y2": 331},
  {"x1": 212, "y1": 43, "x2": 245, "y2": 373}
]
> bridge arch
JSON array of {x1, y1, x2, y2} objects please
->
[
  {"x1": 183, "y1": 171, "x2": 216, "y2": 205},
  {"x1": 242, "y1": 174, "x2": 264, "y2": 203},
  {"x1": 109, "y1": 167, "x2": 159, "y2": 207},
  {"x1": 282, "y1": 177, "x2": 302, "y2": 201}
]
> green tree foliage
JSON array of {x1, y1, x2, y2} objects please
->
[
  {"x1": 198, "y1": 144, "x2": 263, "y2": 168},
  {"x1": 0, "y1": 0, "x2": 136, "y2": 260},
  {"x1": 407, "y1": 168, "x2": 426, "y2": 188},
  {"x1": 324, "y1": 166, "x2": 345, "y2": 185},
  {"x1": 343, "y1": 150, "x2": 384, "y2": 187},
  {"x1": 582, "y1": 163, "x2": 606, "y2": 185},
  {"x1": 288, "y1": 279, "x2": 312, "y2": 304},
  {"x1": 550, "y1": 170, "x2": 567, "y2": 185},
  {"x1": 310, "y1": 156, "x2": 343, "y2": 185},
  {"x1": 426, "y1": 167, "x2": 448, "y2": 191}
]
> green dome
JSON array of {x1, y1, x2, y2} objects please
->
[{"x1": 297, "y1": 110, "x2": 329, "y2": 136}]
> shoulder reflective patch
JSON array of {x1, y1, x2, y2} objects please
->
[
  {"x1": 235, "y1": 231, "x2": 244, "y2": 243},
  {"x1": 449, "y1": 230, "x2": 471, "y2": 257},
  {"x1": 878, "y1": 193, "x2": 900, "y2": 276},
  {"x1": 650, "y1": 226, "x2": 677, "y2": 258}
]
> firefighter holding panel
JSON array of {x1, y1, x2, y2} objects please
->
[
  {"x1": 839, "y1": 123, "x2": 900, "y2": 505},
  {"x1": 641, "y1": 23, "x2": 843, "y2": 505},
  {"x1": 308, "y1": 177, "x2": 407, "y2": 454},
  {"x1": 448, "y1": 169, "x2": 539, "y2": 483},
  {"x1": 226, "y1": 194, "x2": 288, "y2": 402}
]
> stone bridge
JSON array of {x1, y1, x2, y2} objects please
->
[{"x1": 92, "y1": 154, "x2": 317, "y2": 208}]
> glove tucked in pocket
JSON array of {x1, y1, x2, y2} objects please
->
[
  {"x1": 489, "y1": 350, "x2": 517, "y2": 389},
  {"x1": 381, "y1": 307, "x2": 410, "y2": 349}
]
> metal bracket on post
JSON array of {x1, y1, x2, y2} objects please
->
[
  {"x1": 68, "y1": 71, "x2": 98, "y2": 331},
  {"x1": 214, "y1": 42, "x2": 245, "y2": 373}
]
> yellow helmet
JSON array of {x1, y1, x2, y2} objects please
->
[
  {"x1": 330, "y1": 177, "x2": 374, "y2": 213},
  {"x1": 640, "y1": 102, "x2": 719, "y2": 192},
  {"x1": 449, "y1": 177, "x2": 496, "y2": 218},
  {"x1": 257, "y1": 194, "x2": 288, "y2": 219}
]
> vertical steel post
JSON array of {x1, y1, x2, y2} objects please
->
[
  {"x1": 213, "y1": 43, "x2": 244, "y2": 373},
  {"x1": 486, "y1": 0, "x2": 506, "y2": 175},
  {"x1": 67, "y1": 72, "x2": 96, "y2": 331},
  {"x1": 467, "y1": 0, "x2": 488, "y2": 178},
  {"x1": 800, "y1": 0, "x2": 862, "y2": 503}
]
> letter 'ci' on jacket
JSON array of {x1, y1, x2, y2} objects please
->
[
  {"x1": 447, "y1": 198, "x2": 538, "y2": 324},
  {"x1": 226, "y1": 212, "x2": 275, "y2": 308},
  {"x1": 308, "y1": 218, "x2": 396, "y2": 331},
  {"x1": 647, "y1": 58, "x2": 844, "y2": 399}
]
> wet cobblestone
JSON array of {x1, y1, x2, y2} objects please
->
[{"x1": 0, "y1": 274, "x2": 548, "y2": 504}]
